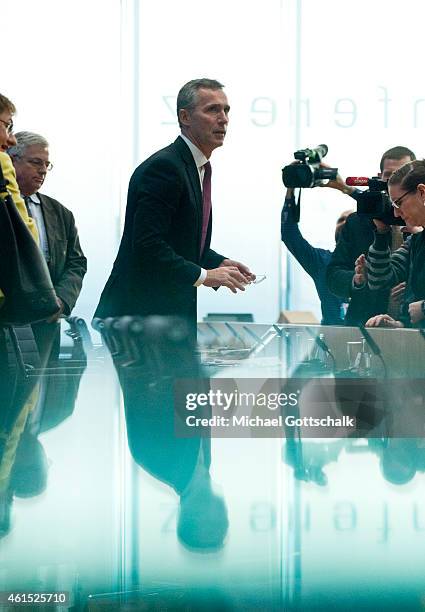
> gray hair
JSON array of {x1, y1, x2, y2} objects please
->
[
  {"x1": 177, "y1": 78, "x2": 224, "y2": 127},
  {"x1": 8, "y1": 131, "x2": 49, "y2": 158}
]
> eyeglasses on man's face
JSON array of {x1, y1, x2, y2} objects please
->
[
  {"x1": 0, "y1": 118, "x2": 13, "y2": 135},
  {"x1": 19, "y1": 157, "x2": 53, "y2": 171},
  {"x1": 391, "y1": 188, "x2": 415, "y2": 210}
]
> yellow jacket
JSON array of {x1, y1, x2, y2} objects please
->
[{"x1": 0, "y1": 152, "x2": 39, "y2": 302}]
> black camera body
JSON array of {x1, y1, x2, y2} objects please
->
[
  {"x1": 350, "y1": 177, "x2": 404, "y2": 226},
  {"x1": 282, "y1": 144, "x2": 338, "y2": 188}
]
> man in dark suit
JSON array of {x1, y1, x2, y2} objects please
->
[
  {"x1": 8, "y1": 132, "x2": 87, "y2": 362},
  {"x1": 94, "y1": 78, "x2": 253, "y2": 329}
]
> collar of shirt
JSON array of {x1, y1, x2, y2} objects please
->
[
  {"x1": 180, "y1": 134, "x2": 208, "y2": 188},
  {"x1": 22, "y1": 191, "x2": 50, "y2": 261},
  {"x1": 27, "y1": 192, "x2": 41, "y2": 205}
]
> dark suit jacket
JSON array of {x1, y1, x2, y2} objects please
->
[
  {"x1": 94, "y1": 136, "x2": 225, "y2": 325},
  {"x1": 326, "y1": 213, "x2": 390, "y2": 325},
  {"x1": 37, "y1": 193, "x2": 87, "y2": 314},
  {"x1": 31, "y1": 194, "x2": 87, "y2": 363}
]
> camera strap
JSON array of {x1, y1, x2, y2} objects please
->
[{"x1": 294, "y1": 189, "x2": 301, "y2": 223}]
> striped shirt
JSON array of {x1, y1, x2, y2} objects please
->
[{"x1": 367, "y1": 231, "x2": 411, "y2": 290}]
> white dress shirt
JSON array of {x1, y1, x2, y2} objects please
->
[
  {"x1": 25, "y1": 192, "x2": 50, "y2": 262},
  {"x1": 180, "y1": 134, "x2": 209, "y2": 286}
]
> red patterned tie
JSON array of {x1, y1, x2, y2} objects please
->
[{"x1": 200, "y1": 161, "x2": 212, "y2": 255}]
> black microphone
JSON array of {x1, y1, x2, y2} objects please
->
[
  {"x1": 359, "y1": 325, "x2": 381, "y2": 356},
  {"x1": 305, "y1": 327, "x2": 336, "y2": 372},
  {"x1": 359, "y1": 325, "x2": 387, "y2": 378}
]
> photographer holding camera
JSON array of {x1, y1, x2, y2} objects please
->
[
  {"x1": 281, "y1": 180, "x2": 352, "y2": 325},
  {"x1": 364, "y1": 159, "x2": 425, "y2": 328},
  {"x1": 281, "y1": 145, "x2": 353, "y2": 325},
  {"x1": 326, "y1": 146, "x2": 416, "y2": 325}
]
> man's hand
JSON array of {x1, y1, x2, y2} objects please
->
[
  {"x1": 390, "y1": 281, "x2": 406, "y2": 305},
  {"x1": 373, "y1": 218, "x2": 391, "y2": 233},
  {"x1": 353, "y1": 254, "x2": 367, "y2": 287},
  {"x1": 46, "y1": 297, "x2": 64, "y2": 323},
  {"x1": 318, "y1": 163, "x2": 353, "y2": 194},
  {"x1": 408, "y1": 300, "x2": 425, "y2": 325},
  {"x1": 204, "y1": 266, "x2": 249, "y2": 293},
  {"x1": 365, "y1": 314, "x2": 404, "y2": 328},
  {"x1": 388, "y1": 281, "x2": 406, "y2": 318},
  {"x1": 400, "y1": 225, "x2": 423, "y2": 235},
  {"x1": 219, "y1": 259, "x2": 256, "y2": 283}
]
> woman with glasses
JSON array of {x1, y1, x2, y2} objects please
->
[
  {"x1": 365, "y1": 159, "x2": 425, "y2": 328},
  {"x1": 0, "y1": 94, "x2": 38, "y2": 241}
]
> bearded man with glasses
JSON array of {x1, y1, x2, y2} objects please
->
[{"x1": 8, "y1": 131, "x2": 87, "y2": 362}]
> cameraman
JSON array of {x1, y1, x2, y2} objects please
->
[
  {"x1": 365, "y1": 159, "x2": 425, "y2": 328},
  {"x1": 326, "y1": 146, "x2": 416, "y2": 325},
  {"x1": 281, "y1": 182, "x2": 352, "y2": 325}
]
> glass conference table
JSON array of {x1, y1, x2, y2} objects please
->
[{"x1": 0, "y1": 319, "x2": 424, "y2": 611}]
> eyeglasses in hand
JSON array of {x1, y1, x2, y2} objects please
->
[{"x1": 249, "y1": 273, "x2": 267, "y2": 285}]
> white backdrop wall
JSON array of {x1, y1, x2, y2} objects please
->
[
  {"x1": 3, "y1": 0, "x2": 425, "y2": 323},
  {"x1": 3, "y1": 0, "x2": 122, "y2": 322}
]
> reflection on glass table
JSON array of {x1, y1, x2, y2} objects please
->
[{"x1": 1, "y1": 319, "x2": 425, "y2": 610}]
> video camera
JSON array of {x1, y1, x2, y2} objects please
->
[
  {"x1": 282, "y1": 144, "x2": 338, "y2": 188},
  {"x1": 346, "y1": 176, "x2": 404, "y2": 226}
]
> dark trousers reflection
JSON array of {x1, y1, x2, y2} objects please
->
[{"x1": 105, "y1": 316, "x2": 229, "y2": 552}]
